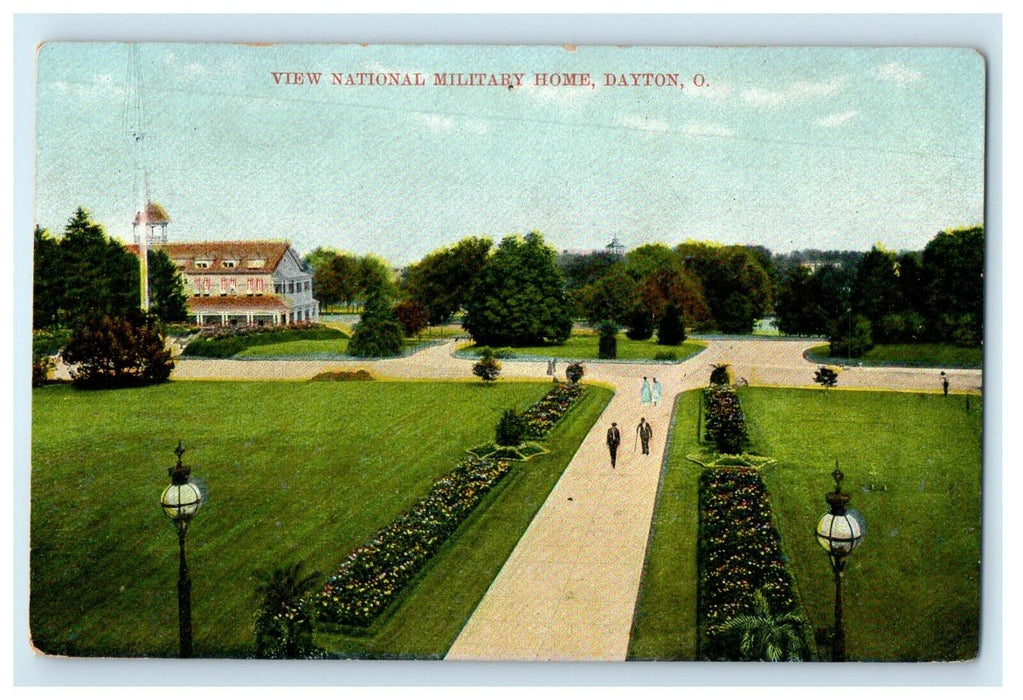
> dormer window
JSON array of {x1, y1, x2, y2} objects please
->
[
  {"x1": 246, "y1": 258, "x2": 266, "y2": 269},
  {"x1": 195, "y1": 260, "x2": 211, "y2": 269},
  {"x1": 223, "y1": 260, "x2": 238, "y2": 269}
]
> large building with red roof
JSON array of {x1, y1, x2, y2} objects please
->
[{"x1": 129, "y1": 239, "x2": 320, "y2": 326}]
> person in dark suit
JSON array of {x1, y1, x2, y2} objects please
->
[
  {"x1": 637, "y1": 417, "x2": 653, "y2": 455},
  {"x1": 606, "y1": 422, "x2": 621, "y2": 468}
]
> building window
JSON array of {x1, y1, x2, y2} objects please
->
[
  {"x1": 224, "y1": 260, "x2": 237, "y2": 269},
  {"x1": 288, "y1": 281, "x2": 295, "y2": 294},
  {"x1": 195, "y1": 261, "x2": 210, "y2": 269}
]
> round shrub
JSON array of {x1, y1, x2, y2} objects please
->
[
  {"x1": 495, "y1": 408, "x2": 527, "y2": 446},
  {"x1": 565, "y1": 362, "x2": 585, "y2": 384}
]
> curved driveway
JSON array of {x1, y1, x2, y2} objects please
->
[{"x1": 171, "y1": 339, "x2": 981, "y2": 661}]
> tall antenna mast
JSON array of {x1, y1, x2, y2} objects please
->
[{"x1": 125, "y1": 44, "x2": 150, "y2": 311}]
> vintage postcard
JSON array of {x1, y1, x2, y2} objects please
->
[{"x1": 29, "y1": 41, "x2": 985, "y2": 666}]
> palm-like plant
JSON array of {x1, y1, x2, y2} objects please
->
[
  {"x1": 253, "y1": 562, "x2": 322, "y2": 659},
  {"x1": 709, "y1": 590, "x2": 810, "y2": 661}
]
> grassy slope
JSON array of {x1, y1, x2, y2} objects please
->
[
  {"x1": 466, "y1": 334, "x2": 706, "y2": 362},
  {"x1": 629, "y1": 387, "x2": 981, "y2": 662},
  {"x1": 742, "y1": 387, "x2": 982, "y2": 661},
  {"x1": 31, "y1": 380, "x2": 610, "y2": 658},
  {"x1": 627, "y1": 389, "x2": 703, "y2": 660},
  {"x1": 807, "y1": 343, "x2": 982, "y2": 369}
]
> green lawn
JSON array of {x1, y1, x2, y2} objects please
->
[
  {"x1": 464, "y1": 333, "x2": 706, "y2": 362},
  {"x1": 630, "y1": 386, "x2": 982, "y2": 661},
  {"x1": 628, "y1": 389, "x2": 703, "y2": 660},
  {"x1": 231, "y1": 338, "x2": 431, "y2": 358},
  {"x1": 31, "y1": 380, "x2": 611, "y2": 658},
  {"x1": 807, "y1": 343, "x2": 982, "y2": 369}
]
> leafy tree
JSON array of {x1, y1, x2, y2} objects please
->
[
  {"x1": 678, "y1": 242, "x2": 771, "y2": 333},
  {"x1": 147, "y1": 249, "x2": 188, "y2": 322},
  {"x1": 393, "y1": 299, "x2": 429, "y2": 337},
  {"x1": 575, "y1": 266, "x2": 637, "y2": 327},
  {"x1": 402, "y1": 237, "x2": 492, "y2": 325},
  {"x1": 708, "y1": 590, "x2": 811, "y2": 662},
  {"x1": 597, "y1": 320, "x2": 618, "y2": 360},
  {"x1": 656, "y1": 302, "x2": 686, "y2": 345},
  {"x1": 253, "y1": 562, "x2": 322, "y2": 659},
  {"x1": 305, "y1": 248, "x2": 361, "y2": 309},
  {"x1": 829, "y1": 312, "x2": 873, "y2": 359},
  {"x1": 813, "y1": 366, "x2": 839, "y2": 390},
  {"x1": 347, "y1": 289, "x2": 404, "y2": 357},
  {"x1": 921, "y1": 226, "x2": 984, "y2": 345},
  {"x1": 60, "y1": 312, "x2": 173, "y2": 388},
  {"x1": 472, "y1": 348, "x2": 501, "y2": 383},
  {"x1": 557, "y1": 249, "x2": 621, "y2": 293},
  {"x1": 463, "y1": 232, "x2": 572, "y2": 346},
  {"x1": 850, "y1": 245, "x2": 903, "y2": 341}
]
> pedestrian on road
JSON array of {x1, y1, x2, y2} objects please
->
[
  {"x1": 606, "y1": 422, "x2": 621, "y2": 468},
  {"x1": 547, "y1": 358, "x2": 557, "y2": 382},
  {"x1": 637, "y1": 417, "x2": 653, "y2": 455},
  {"x1": 940, "y1": 371, "x2": 950, "y2": 396},
  {"x1": 641, "y1": 376, "x2": 652, "y2": 405},
  {"x1": 652, "y1": 377, "x2": 662, "y2": 406}
]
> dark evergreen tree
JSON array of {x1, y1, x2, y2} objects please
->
[
  {"x1": 597, "y1": 320, "x2": 618, "y2": 360},
  {"x1": 147, "y1": 249, "x2": 188, "y2": 323},
  {"x1": 60, "y1": 311, "x2": 173, "y2": 388},
  {"x1": 656, "y1": 303, "x2": 686, "y2": 345},
  {"x1": 33, "y1": 225, "x2": 61, "y2": 330},
  {"x1": 348, "y1": 287, "x2": 404, "y2": 357},
  {"x1": 921, "y1": 226, "x2": 984, "y2": 345}
]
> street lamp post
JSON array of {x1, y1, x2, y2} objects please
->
[
  {"x1": 815, "y1": 463, "x2": 865, "y2": 661},
  {"x1": 160, "y1": 442, "x2": 205, "y2": 658}
]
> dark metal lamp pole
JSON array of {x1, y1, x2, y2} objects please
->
[
  {"x1": 160, "y1": 442, "x2": 205, "y2": 658},
  {"x1": 815, "y1": 463, "x2": 865, "y2": 661}
]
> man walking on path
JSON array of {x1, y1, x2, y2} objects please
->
[
  {"x1": 641, "y1": 376, "x2": 652, "y2": 405},
  {"x1": 636, "y1": 417, "x2": 653, "y2": 455},
  {"x1": 651, "y1": 378, "x2": 662, "y2": 406},
  {"x1": 606, "y1": 422, "x2": 622, "y2": 468},
  {"x1": 940, "y1": 371, "x2": 950, "y2": 396}
]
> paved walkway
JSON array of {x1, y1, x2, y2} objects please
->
[{"x1": 106, "y1": 338, "x2": 982, "y2": 660}]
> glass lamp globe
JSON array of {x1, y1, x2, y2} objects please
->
[
  {"x1": 816, "y1": 508, "x2": 865, "y2": 556},
  {"x1": 161, "y1": 481, "x2": 204, "y2": 522}
]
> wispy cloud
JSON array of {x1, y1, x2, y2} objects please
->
[
  {"x1": 876, "y1": 61, "x2": 922, "y2": 84},
  {"x1": 413, "y1": 112, "x2": 489, "y2": 135},
  {"x1": 518, "y1": 81, "x2": 595, "y2": 111},
  {"x1": 743, "y1": 77, "x2": 845, "y2": 107},
  {"x1": 680, "y1": 122, "x2": 733, "y2": 137},
  {"x1": 619, "y1": 115, "x2": 668, "y2": 132},
  {"x1": 816, "y1": 110, "x2": 859, "y2": 128}
]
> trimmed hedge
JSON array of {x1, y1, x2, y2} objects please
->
[
  {"x1": 697, "y1": 468, "x2": 811, "y2": 660},
  {"x1": 183, "y1": 322, "x2": 346, "y2": 358},
  {"x1": 316, "y1": 457, "x2": 511, "y2": 628}
]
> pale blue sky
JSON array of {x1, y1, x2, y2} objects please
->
[{"x1": 35, "y1": 43, "x2": 985, "y2": 264}]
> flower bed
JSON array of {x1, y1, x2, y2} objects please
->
[
  {"x1": 316, "y1": 456, "x2": 511, "y2": 628},
  {"x1": 697, "y1": 467, "x2": 809, "y2": 660},
  {"x1": 703, "y1": 385, "x2": 750, "y2": 454},
  {"x1": 522, "y1": 383, "x2": 585, "y2": 438},
  {"x1": 468, "y1": 441, "x2": 548, "y2": 461}
]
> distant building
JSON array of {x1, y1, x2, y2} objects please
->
[{"x1": 129, "y1": 240, "x2": 319, "y2": 326}]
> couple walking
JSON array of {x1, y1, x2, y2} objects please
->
[
  {"x1": 641, "y1": 377, "x2": 662, "y2": 406},
  {"x1": 605, "y1": 417, "x2": 654, "y2": 468}
]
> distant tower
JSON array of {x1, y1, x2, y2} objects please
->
[
  {"x1": 606, "y1": 236, "x2": 625, "y2": 258},
  {"x1": 133, "y1": 201, "x2": 171, "y2": 245}
]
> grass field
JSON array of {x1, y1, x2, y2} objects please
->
[
  {"x1": 628, "y1": 389, "x2": 703, "y2": 660},
  {"x1": 31, "y1": 380, "x2": 612, "y2": 658},
  {"x1": 630, "y1": 387, "x2": 982, "y2": 661},
  {"x1": 807, "y1": 343, "x2": 982, "y2": 369},
  {"x1": 464, "y1": 333, "x2": 706, "y2": 362}
]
